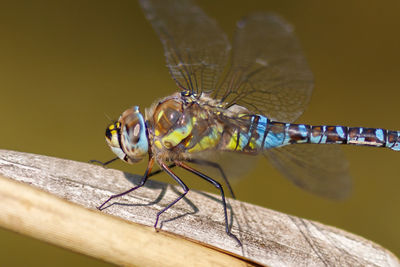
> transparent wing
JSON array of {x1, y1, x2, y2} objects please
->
[
  {"x1": 139, "y1": 2, "x2": 350, "y2": 198},
  {"x1": 139, "y1": 0, "x2": 230, "y2": 94},
  {"x1": 215, "y1": 13, "x2": 314, "y2": 122},
  {"x1": 265, "y1": 144, "x2": 352, "y2": 199}
]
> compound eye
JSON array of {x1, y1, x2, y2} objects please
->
[
  {"x1": 117, "y1": 106, "x2": 148, "y2": 162},
  {"x1": 128, "y1": 123, "x2": 141, "y2": 144}
]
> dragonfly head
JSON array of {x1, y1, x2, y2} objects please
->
[{"x1": 105, "y1": 106, "x2": 149, "y2": 163}]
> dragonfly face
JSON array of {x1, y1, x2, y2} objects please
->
[{"x1": 105, "y1": 106, "x2": 149, "y2": 163}]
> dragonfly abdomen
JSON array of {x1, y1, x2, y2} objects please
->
[{"x1": 222, "y1": 115, "x2": 400, "y2": 152}]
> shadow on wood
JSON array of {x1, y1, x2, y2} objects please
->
[{"x1": 0, "y1": 149, "x2": 398, "y2": 266}]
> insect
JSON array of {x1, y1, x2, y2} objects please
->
[{"x1": 98, "y1": 0, "x2": 400, "y2": 246}]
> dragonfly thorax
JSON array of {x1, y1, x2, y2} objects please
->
[
  {"x1": 147, "y1": 93, "x2": 228, "y2": 158},
  {"x1": 105, "y1": 106, "x2": 149, "y2": 163}
]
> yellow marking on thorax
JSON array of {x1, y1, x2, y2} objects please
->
[
  {"x1": 154, "y1": 140, "x2": 163, "y2": 149},
  {"x1": 226, "y1": 132, "x2": 240, "y2": 151},
  {"x1": 156, "y1": 110, "x2": 164, "y2": 123},
  {"x1": 158, "y1": 116, "x2": 194, "y2": 149},
  {"x1": 162, "y1": 128, "x2": 192, "y2": 148},
  {"x1": 188, "y1": 125, "x2": 222, "y2": 153},
  {"x1": 248, "y1": 140, "x2": 256, "y2": 149},
  {"x1": 224, "y1": 132, "x2": 256, "y2": 151}
]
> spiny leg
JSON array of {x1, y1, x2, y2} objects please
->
[
  {"x1": 89, "y1": 157, "x2": 119, "y2": 166},
  {"x1": 97, "y1": 157, "x2": 155, "y2": 210},
  {"x1": 176, "y1": 162, "x2": 242, "y2": 247},
  {"x1": 188, "y1": 158, "x2": 236, "y2": 199},
  {"x1": 91, "y1": 156, "x2": 176, "y2": 178},
  {"x1": 147, "y1": 163, "x2": 176, "y2": 179},
  {"x1": 155, "y1": 162, "x2": 189, "y2": 229}
]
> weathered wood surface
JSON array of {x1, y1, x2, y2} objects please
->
[{"x1": 0, "y1": 149, "x2": 398, "y2": 267}]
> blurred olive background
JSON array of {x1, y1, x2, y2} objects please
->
[{"x1": 1, "y1": 0, "x2": 400, "y2": 265}]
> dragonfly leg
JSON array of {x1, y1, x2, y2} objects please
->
[
  {"x1": 188, "y1": 159, "x2": 236, "y2": 199},
  {"x1": 147, "y1": 163, "x2": 176, "y2": 179},
  {"x1": 176, "y1": 162, "x2": 242, "y2": 247},
  {"x1": 97, "y1": 157, "x2": 155, "y2": 210},
  {"x1": 155, "y1": 162, "x2": 189, "y2": 229},
  {"x1": 89, "y1": 157, "x2": 119, "y2": 166},
  {"x1": 90, "y1": 158, "x2": 176, "y2": 174}
]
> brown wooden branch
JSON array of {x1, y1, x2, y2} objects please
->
[{"x1": 0, "y1": 149, "x2": 398, "y2": 266}]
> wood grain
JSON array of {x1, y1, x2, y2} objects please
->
[{"x1": 0, "y1": 149, "x2": 398, "y2": 266}]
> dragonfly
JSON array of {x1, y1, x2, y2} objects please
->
[{"x1": 97, "y1": 0, "x2": 400, "y2": 246}]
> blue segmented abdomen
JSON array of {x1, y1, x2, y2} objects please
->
[{"x1": 223, "y1": 115, "x2": 400, "y2": 152}]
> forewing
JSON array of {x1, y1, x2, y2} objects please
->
[
  {"x1": 215, "y1": 13, "x2": 314, "y2": 122},
  {"x1": 265, "y1": 144, "x2": 352, "y2": 199},
  {"x1": 139, "y1": 0, "x2": 231, "y2": 94},
  {"x1": 139, "y1": 4, "x2": 348, "y2": 197}
]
